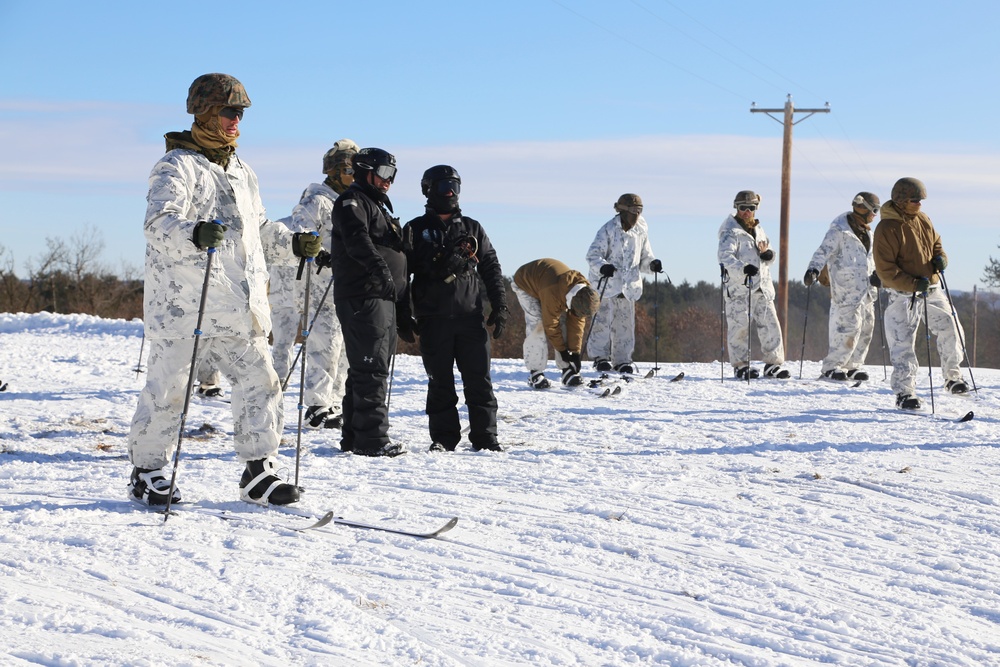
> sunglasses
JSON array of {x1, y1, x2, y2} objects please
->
[
  {"x1": 219, "y1": 106, "x2": 244, "y2": 120},
  {"x1": 737, "y1": 205, "x2": 757, "y2": 212}
]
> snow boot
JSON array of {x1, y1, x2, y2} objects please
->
[
  {"x1": 846, "y1": 369, "x2": 869, "y2": 382},
  {"x1": 561, "y1": 367, "x2": 583, "y2": 386},
  {"x1": 529, "y1": 371, "x2": 551, "y2": 390},
  {"x1": 429, "y1": 442, "x2": 452, "y2": 453},
  {"x1": 305, "y1": 405, "x2": 342, "y2": 429},
  {"x1": 613, "y1": 362, "x2": 636, "y2": 375},
  {"x1": 594, "y1": 359, "x2": 613, "y2": 372},
  {"x1": 196, "y1": 384, "x2": 223, "y2": 399},
  {"x1": 945, "y1": 379, "x2": 969, "y2": 395},
  {"x1": 763, "y1": 364, "x2": 791, "y2": 379},
  {"x1": 823, "y1": 369, "x2": 849, "y2": 381},
  {"x1": 735, "y1": 366, "x2": 759, "y2": 380},
  {"x1": 353, "y1": 441, "x2": 407, "y2": 458},
  {"x1": 129, "y1": 466, "x2": 181, "y2": 506},
  {"x1": 239, "y1": 457, "x2": 301, "y2": 505},
  {"x1": 895, "y1": 393, "x2": 922, "y2": 411}
]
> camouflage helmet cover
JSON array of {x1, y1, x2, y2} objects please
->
[
  {"x1": 733, "y1": 190, "x2": 761, "y2": 208},
  {"x1": 186, "y1": 73, "x2": 252, "y2": 115},
  {"x1": 614, "y1": 193, "x2": 643, "y2": 211},
  {"x1": 570, "y1": 286, "x2": 601, "y2": 318},
  {"x1": 890, "y1": 177, "x2": 927, "y2": 203},
  {"x1": 852, "y1": 191, "x2": 881, "y2": 213},
  {"x1": 322, "y1": 138, "x2": 360, "y2": 174}
]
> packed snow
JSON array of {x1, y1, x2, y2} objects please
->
[{"x1": 1, "y1": 312, "x2": 999, "y2": 666}]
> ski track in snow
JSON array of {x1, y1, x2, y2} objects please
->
[{"x1": 1, "y1": 312, "x2": 999, "y2": 666}]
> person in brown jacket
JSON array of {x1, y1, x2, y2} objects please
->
[
  {"x1": 512, "y1": 259, "x2": 601, "y2": 389},
  {"x1": 873, "y1": 177, "x2": 970, "y2": 411}
]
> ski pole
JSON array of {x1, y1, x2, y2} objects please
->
[
  {"x1": 922, "y1": 287, "x2": 935, "y2": 415},
  {"x1": 582, "y1": 274, "x2": 609, "y2": 357},
  {"x1": 652, "y1": 270, "x2": 660, "y2": 377},
  {"x1": 875, "y1": 287, "x2": 888, "y2": 380},
  {"x1": 164, "y1": 220, "x2": 221, "y2": 521},
  {"x1": 798, "y1": 282, "x2": 812, "y2": 380},
  {"x1": 937, "y1": 270, "x2": 978, "y2": 394},
  {"x1": 719, "y1": 264, "x2": 728, "y2": 383},
  {"x1": 134, "y1": 331, "x2": 146, "y2": 380},
  {"x1": 294, "y1": 232, "x2": 318, "y2": 487},
  {"x1": 283, "y1": 273, "x2": 334, "y2": 391},
  {"x1": 744, "y1": 271, "x2": 753, "y2": 385},
  {"x1": 386, "y1": 351, "x2": 397, "y2": 412}
]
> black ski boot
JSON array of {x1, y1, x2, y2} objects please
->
[
  {"x1": 239, "y1": 457, "x2": 301, "y2": 505},
  {"x1": 846, "y1": 369, "x2": 869, "y2": 382},
  {"x1": 823, "y1": 369, "x2": 849, "y2": 381},
  {"x1": 945, "y1": 379, "x2": 970, "y2": 395},
  {"x1": 529, "y1": 371, "x2": 551, "y2": 390},
  {"x1": 594, "y1": 359, "x2": 613, "y2": 372},
  {"x1": 763, "y1": 363, "x2": 791, "y2": 379},
  {"x1": 735, "y1": 366, "x2": 759, "y2": 380},
  {"x1": 896, "y1": 393, "x2": 922, "y2": 411},
  {"x1": 129, "y1": 466, "x2": 181, "y2": 506},
  {"x1": 305, "y1": 405, "x2": 342, "y2": 429}
]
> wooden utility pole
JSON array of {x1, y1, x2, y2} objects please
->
[{"x1": 751, "y1": 95, "x2": 830, "y2": 353}]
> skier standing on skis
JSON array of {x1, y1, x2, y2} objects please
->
[
  {"x1": 329, "y1": 147, "x2": 407, "y2": 457},
  {"x1": 585, "y1": 193, "x2": 662, "y2": 374},
  {"x1": 803, "y1": 192, "x2": 881, "y2": 382},
  {"x1": 402, "y1": 165, "x2": 507, "y2": 452},
  {"x1": 717, "y1": 190, "x2": 790, "y2": 380},
  {"x1": 128, "y1": 73, "x2": 320, "y2": 507},
  {"x1": 512, "y1": 258, "x2": 601, "y2": 389},
  {"x1": 286, "y1": 139, "x2": 358, "y2": 430},
  {"x1": 873, "y1": 177, "x2": 970, "y2": 410}
]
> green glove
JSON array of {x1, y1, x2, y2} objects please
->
[
  {"x1": 293, "y1": 232, "x2": 321, "y2": 258},
  {"x1": 931, "y1": 255, "x2": 947, "y2": 272},
  {"x1": 914, "y1": 276, "x2": 931, "y2": 293},
  {"x1": 193, "y1": 220, "x2": 227, "y2": 249}
]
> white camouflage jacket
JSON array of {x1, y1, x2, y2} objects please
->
[
  {"x1": 267, "y1": 215, "x2": 305, "y2": 311},
  {"x1": 143, "y1": 150, "x2": 299, "y2": 339},
  {"x1": 717, "y1": 214, "x2": 775, "y2": 299},
  {"x1": 585, "y1": 215, "x2": 656, "y2": 302},
  {"x1": 807, "y1": 212, "x2": 876, "y2": 306}
]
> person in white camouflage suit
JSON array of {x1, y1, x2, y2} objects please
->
[
  {"x1": 585, "y1": 193, "x2": 663, "y2": 374},
  {"x1": 282, "y1": 140, "x2": 357, "y2": 429},
  {"x1": 803, "y1": 192, "x2": 881, "y2": 382},
  {"x1": 717, "y1": 190, "x2": 790, "y2": 380},
  {"x1": 127, "y1": 73, "x2": 321, "y2": 507},
  {"x1": 873, "y1": 177, "x2": 969, "y2": 410}
]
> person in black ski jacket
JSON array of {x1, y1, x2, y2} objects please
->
[
  {"x1": 402, "y1": 165, "x2": 508, "y2": 452},
  {"x1": 328, "y1": 147, "x2": 407, "y2": 457}
]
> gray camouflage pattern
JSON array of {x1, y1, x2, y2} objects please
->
[
  {"x1": 807, "y1": 212, "x2": 877, "y2": 373},
  {"x1": 884, "y1": 288, "x2": 966, "y2": 396},
  {"x1": 586, "y1": 296, "x2": 636, "y2": 366},
  {"x1": 585, "y1": 215, "x2": 656, "y2": 302}
]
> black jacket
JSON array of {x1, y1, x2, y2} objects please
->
[
  {"x1": 330, "y1": 183, "x2": 407, "y2": 302},
  {"x1": 403, "y1": 209, "x2": 506, "y2": 319}
]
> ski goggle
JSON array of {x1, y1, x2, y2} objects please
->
[
  {"x1": 737, "y1": 204, "x2": 757, "y2": 212},
  {"x1": 433, "y1": 179, "x2": 460, "y2": 195},
  {"x1": 373, "y1": 165, "x2": 396, "y2": 183},
  {"x1": 852, "y1": 195, "x2": 879, "y2": 214},
  {"x1": 219, "y1": 107, "x2": 244, "y2": 120},
  {"x1": 618, "y1": 204, "x2": 642, "y2": 215}
]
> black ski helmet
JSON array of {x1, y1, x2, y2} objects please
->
[
  {"x1": 352, "y1": 148, "x2": 397, "y2": 183},
  {"x1": 421, "y1": 165, "x2": 461, "y2": 197},
  {"x1": 421, "y1": 164, "x2": 461, "y2": 214}
]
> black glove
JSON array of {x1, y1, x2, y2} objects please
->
[
  {"x1": 368, "y1": 266, "x2": 395, "y2": 301},
  {"x1": 292, "y1": 232, "x2": 322, "y2": 258},
  {"x1": 599, "y1": 264, "x2": 616, "y2": 278},
  {"x1": 759, "y1": 249, "x2": 774, "y2": 262},
  {"x1": 869, "y1": 272, "x2": 882, "y2": 288},
  {"x1": 931, "y1": 255, "x2": 947, "y2": 271},
  {"x1": 914, "y1": 276, "x2": 930, "y2": 293},
  {"x1": 487, "y1": 306, "x2": 509, "y2": 340},
  {"x1": 649, "y1": 259, "x2": 663, "y2": 273},
  {"x1": 743, "y1": 265, "x2": 759, "y2": 277},
  {"x1": 193, "y1": 220, "x2": 227, "y2": 249},
  {"x1": 559, "y1": 349, "x2": 582, "y2": 375},
  {"x1": 396, "y1": 315, "x2": 419, "y2": 343},
  {"x1": 314, "y1": 249, "x2": 333, "y2": 272},
  {"x1": 803, "y1": 268, "x2": 819, "y2": 286}
]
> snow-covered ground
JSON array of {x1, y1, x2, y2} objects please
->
[{"x1": 1, "y1": 312, "x2": 999, "y2": 666}]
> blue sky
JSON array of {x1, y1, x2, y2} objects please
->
[{"x1": 2, "y1": 0, "x2": 999, "y2": 292}]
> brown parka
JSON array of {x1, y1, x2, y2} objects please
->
[{"x1": 873, "y1": 201, "x2": 945, "y2": 292}]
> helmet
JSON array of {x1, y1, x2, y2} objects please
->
[
  {"x1": 186, "y1": 73, "x2": 251, "y2": 115},
  {"x1": 352, "y1": 147, "x2": 397, "y2": 183},
  {"x1": 614, "y1": 193, "x2": 643, "y2": 213},
  {"x1": 421, "y1": 165, "x2": 461, "y2": 197},
  {"x1": 733, "y1": 190, "x2": 761, "y2": 208},
  {"x1": 891, "y1": 177, "x2": 927, "y2": 203},
  {"x1": 570, "y1": 287, "x2": 601, "y2": 318},
  {"x1": 852, "y1": 192, "x2": 881, "y2": 214},
  {"x1": 322, "y1": 138, "x2": 359, "y2": 174}
]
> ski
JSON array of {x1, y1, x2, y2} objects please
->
[
  {"x1": 878, "y1": 408, "x2": 974, "y2": 423},
  {"x1": 254, "y1": 502, "x2": 459, "y2": 539}
]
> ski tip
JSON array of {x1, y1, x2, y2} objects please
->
[
  {"x1": 959, "y1": 411, "x2": 974, "y2": 422},
  {"x1": 671, "y1": 372, "x2": 685, "y2": 382}
]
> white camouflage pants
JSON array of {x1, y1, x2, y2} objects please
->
[
  {"x1": 724, "y1": 287, "x2": 785, "y2": 368},
  {"x1": 513, "y1": 284, "x2": 572, "y2": 376},
  {"x1": 128, "y1": 334, "x2": 284, "y2": 469},
  {"x1": 822, "y1": 297, "x2": 875, "y2": 373},
  {"x1": 585, "y1": 294, "x2": 636, "y2": 366},
  {"x1": 884, "y1": 288, "x2": 965, "y2": 396}
]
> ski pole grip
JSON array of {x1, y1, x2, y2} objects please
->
[
  {"x1": 306, "y1": 231, "x2": 319, "y2": 264},
  {"x1": 206, "y1": 219, "x2": 224, "y2": 254}
]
